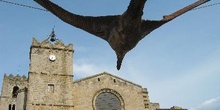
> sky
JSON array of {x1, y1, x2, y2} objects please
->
[{"x1": 0, "y1": 0, "x2": 220, "y2": 109}]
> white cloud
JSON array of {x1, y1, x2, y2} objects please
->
[
  {"x1": 74, "y1": 45, "x2": 88, "y2": 52},
  {"x1": 73, "y1": 63, "x2": 101, "y2": 78},
  {"x1": 191, "y1": 97, "x2": 220, "y2": 110},
  {"x1": 203, "y1": 98, "x2": 219, "y2": 105},
  {"x1": 73, "y1": 62, "x2": 119, "y2": 80}
]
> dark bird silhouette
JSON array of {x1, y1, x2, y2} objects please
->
[{"x1": 34, "y1": 0, "x2": 210, "y2": 70}]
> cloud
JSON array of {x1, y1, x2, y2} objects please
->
[
  {"x1": 72, "y1": 58, "x2": 146, "y2": 84},
  {"x1": 74, "y1": 45, "x2": 88, "y2": 52},
  {"x1": 73, "y1": 63, "x2": 101, "y2": 78},
  {"x1": 73, "y1": 61, "x2": 119, "y2": 80},
  {"x1": 191, "y1": 97, "x2": 220, "y2": 110},
  {"x1": 203, "y1": 98, "x2": 219, "y2": 105}
]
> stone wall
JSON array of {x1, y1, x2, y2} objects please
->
[{"x1": 26, "y1": 73, "x2": 74, "y2": 110}]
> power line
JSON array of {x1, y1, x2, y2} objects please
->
[
  {"x1": 0, "y1": 0, "x2": 48, "y2": 12},
  {"x1": 193, "y1": 2, "x2": 220, "y2": 10},
  {"x1": 0, "y1": 0, "x2": 219, "y2": 12}
]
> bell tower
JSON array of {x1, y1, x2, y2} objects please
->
[{"x1": 26, "y1": 32, "x2": 74, "y2": 110}]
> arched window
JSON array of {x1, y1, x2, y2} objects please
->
[{"x1": 12, "y1": 86, "x2": 19, "y2": 98}]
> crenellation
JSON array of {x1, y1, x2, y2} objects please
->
[
  {"x1": 31, "y1": 37, "x2": 73, "y2": 52},
  {"x1": 4, "y1": 74, "x2": 28, "y2": 83}
]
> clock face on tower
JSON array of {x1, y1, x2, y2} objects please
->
[{"x1": 49, "y1": 54, "x2": 56, "y2": 61}]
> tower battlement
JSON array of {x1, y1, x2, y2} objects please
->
[
  {"x1": 31, "y1": 37, "x2": 73, "y2": 52},
  {"x1": 29, "y1": 37, "x2": 74, "y2": 75},
  {"x1": 4, "y1": 74, "x2": 27, "y2": 84}
]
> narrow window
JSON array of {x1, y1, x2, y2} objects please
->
[
  {"x1": 98, "y1": 78, "x2": 100, "y2": 81},
  {"x1": 12, "y1": 104, "x2": 15, "y2": 110},
  {"x1": 48, "y1": 84, "x2": 54, "y2": 93},
  {"x1": 12, "y1": 86, "x2": 19, "y2": 98},
  {"x1": 114, "y1": 79, "x2": 116, "y2": 83},
  {"x1": 8, "y1": 104, "x2": 11, "y2": 110}
]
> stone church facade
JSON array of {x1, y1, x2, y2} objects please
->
[{"x1": 0, "y1": 37, "x2": 185, "y2": 110}]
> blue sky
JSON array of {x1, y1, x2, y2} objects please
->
[{"x1": 0, "y1": 0, "x2": 220, "y2": 109}]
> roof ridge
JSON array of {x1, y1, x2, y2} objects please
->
[{"x1": 74, "y1": 72, "x2": 141, "y2": 87}]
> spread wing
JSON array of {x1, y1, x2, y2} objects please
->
[
  {"x1": 140, "y1": 0, "x2": 210, "y2": 37},
  {"x1": 34, "y1": 0, "x2": 120, "y2": 41}
]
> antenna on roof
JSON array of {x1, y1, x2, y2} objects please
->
[{"x1": 17, "y1": 65, "x2": 20, "y2": 74}]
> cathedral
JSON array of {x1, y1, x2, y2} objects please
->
[{"x1": 0, "y1": 35, "x2": 185, "y2": 110}]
